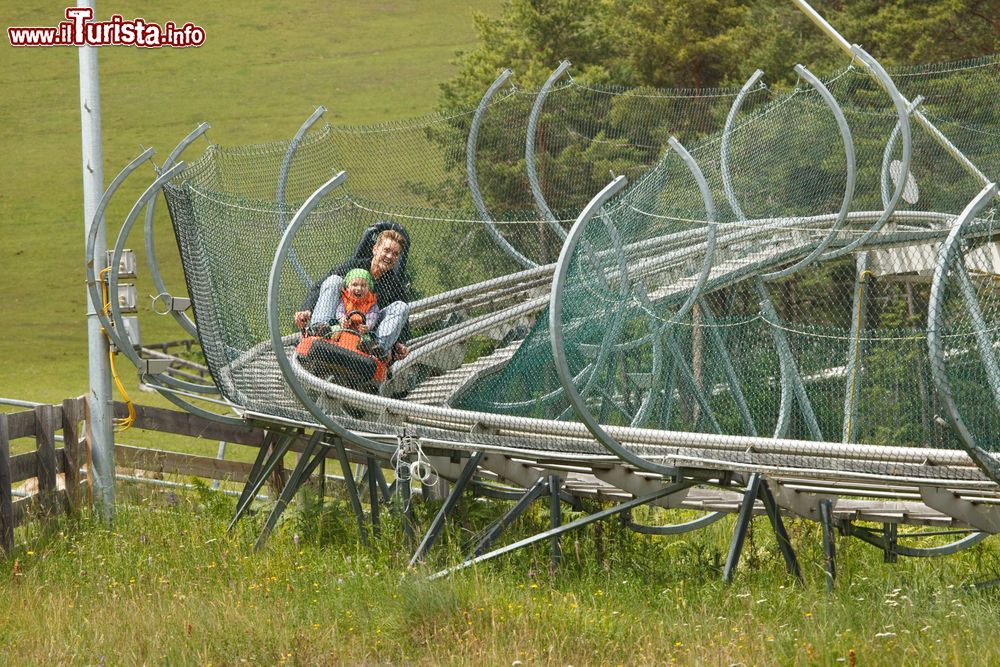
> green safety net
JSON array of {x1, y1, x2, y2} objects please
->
[{"x1": 161, "y1": 56, "x2": 1000, "y2": 477}]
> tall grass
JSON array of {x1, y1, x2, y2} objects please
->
[{"x1": 2, "y1": 484, "x2": 999, "y2": 665}]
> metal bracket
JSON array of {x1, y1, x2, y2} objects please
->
[
  {"x1": 137, "y1": 358, "x2": 173, "y2": 376},
  {"x1": 920, "y1": 487, "x2": 1000, "y2": 533}
]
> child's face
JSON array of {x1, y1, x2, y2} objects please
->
[{"x1": 347, "y1": 277, "x2": 369, "y2": 298}]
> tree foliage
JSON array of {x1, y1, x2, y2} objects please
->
[{"x1": 440, "y1": 0, "x2": 998, "y2": 105}]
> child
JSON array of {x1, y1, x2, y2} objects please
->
[{"x1": 328, "y1": 268, "x2": 381, "y2": 353}]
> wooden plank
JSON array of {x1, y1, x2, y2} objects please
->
[
  {"x1": 0, "y1": 413, "x2": 13, "y2": 552},
  {"x1": 115, "y1": 445, "x2": 257, "y2": 482},
  {"x1": 34, "y1": 405, "x2": 57, "y2": 496},
  {"x1": 61, "y1": 397, "x2": 86, "y2": 510},
  {"x1": 115, "y1": 402, "x2": 265, "y2": 447},
  {"x1": 10, "y1": 451, "x2": 39, "y2": 484},
  {"x1": 5, "y1": 409, "x2": 36, "y2": 440}
]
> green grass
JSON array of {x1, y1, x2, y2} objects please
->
[
  {"x1": 0, "y1": 1, "x2": 498, "y2": 414},
  {"x1": 2, "y1": 487, "x2": 1000, "y2": 665}
]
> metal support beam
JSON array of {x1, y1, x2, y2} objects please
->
[
  {"x1": 842, "y1": 253, "x2": 870, "y2": 443},
  {"x1": 470, "y1": 477, "x2": 550, "y2": 557},
  {"x1": 819, "y1": 499, "x2": 836, "y2": 592},
  {"x1": 725, "y1": 474, "x2": 801, "y2": 582},
  {"x1": 431, "y1": 482, "x2": 689, "y2": 579},
  {"x1": 333, "y1": 439, "x2": 369, "y2": 546},
  {"x1": 759, "y1": 479, "x2": 802, "y2": 581},
  {"x1": 228, "y1": 430, "x2": 298, "y2": 531},
  {"x1": 883, "y1": 523, "x2": 898, "y2": 563},
  {"x1": 724, "y1": 474, "x2": 762, "y2": 582},
  {"x1": 409, "y1": 452, "x2": 483, "y2": 565},
  {"x1": 254, "y1": 434, "x2": 324, "y2": 550},
  {"x1": 367, "y1": 456, "x2": 381, "y2": 537},
  {"x1": 549, "y1": 475, "x2": 562, "y2": 568}
]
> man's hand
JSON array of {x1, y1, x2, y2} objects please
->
[
  {"x1": 294, "y1": 310, "x2": 312, "y2": 329},
  {"x1": 393, "y1": 342, "x2": 409, "y2": 359}
]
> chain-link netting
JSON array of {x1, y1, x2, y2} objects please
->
[{"x1": 162, "y1": 56, "x2": 1000, "y2": 484}]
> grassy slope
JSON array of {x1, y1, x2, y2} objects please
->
[
  {"x1": 0, "y1": 0, "x2": 496, "y2": 404},
  {"x1": 2, "y1": 495, "x2": 1000, "y2": 665}
]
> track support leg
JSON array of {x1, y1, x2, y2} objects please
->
[
  {"x1": 883, "y1": 523, "x2": 898, "y2": 563},
  {"x1": 724, "y1": 474, "x2": 801, "y2": 583},
  {"x1": 759, "y1": 480, "x2": 801, "y2": 581},
  {"x1": 819, "y1": 499, "x2": 836, "y2": 592},
  {"x1": 431, "y1": 482, "x2": 689, "y2": 580},
  {"x1": 549, "y1": 475, "x2": 562, "y2": 569},
  {"x1": 333, "y1": 440, "x2": 368, "y2": 547},
  {"x1": 470, "y1": 477, "x2": 549, "y2": 557},
  {"x1": 724, "y1": 474, "x2": 761, "y2": 582},
  {"x1": 366, "y1": 456, "x2": 380, "y2": 538},
  {"x1": 229, "y1": 430, "x2": 295, "y2": 531},
  {"x1": 254, "y1": 434, "x2": 325, "y2": 550},
  {"x1": 409, "y1": 452, "x2": 483, "y2": 565}
]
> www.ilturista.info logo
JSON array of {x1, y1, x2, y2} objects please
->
[{"x1": 8, "y1": 7, "x2": 205, "y2": 48}]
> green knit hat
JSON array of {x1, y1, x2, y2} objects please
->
[{"x1": 343, "y1": 268, "x2": 374, "y2": 291}]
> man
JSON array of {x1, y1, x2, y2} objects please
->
[{"x1": 294, "y1": 228, "x2": 410, "y2": 360}]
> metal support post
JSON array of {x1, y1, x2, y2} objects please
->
[
  {"x1": 254, "y1": 434, "x2": 324, "y2": 550},
  {"x1": 724, "y1": 474, "x2": 762, "y2": 582},
  {"x1": 883, "y1": 523, "x2": 898, "y2": 563},
  {"x1": 819, "y1": 499, "x2": 836, "y2": 592},
  {"x1": 549, "y1": 475, "x2": 562, "y2": 568},
  {"x1": 229, "y1": 430, "x2": 297, "y2": 531},
  {"x1": 842, "y1": 253, "x2": 870, "y2": 443},
  {"x1": 470, "y1": 477, "x2": 550, "y2": 557},
  {"x1": 78, "y1": 0, "x2": 114, "y2": 520},
  {"x1": 333, "y1": 439, "x2": 369, "y2": 546},
  {"x1": 366, "y1": 456, "x2": 380, "y2": 537},
  {"x1": 409, "y1": 452, "x2": 483, "y2": 565},
  {"x1": 758, "y1": 480, "x2": 802, "y2": 581},
  {"x1": 373, "y1": 464, "x2": 391, "y2": 503},
  {"x1": 431, "y1": 482, "x2": 689, "y2": 580}
]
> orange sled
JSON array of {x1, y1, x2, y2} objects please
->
[{"x1": 296, "y1": 317, "x2": 389, "y2": 385}]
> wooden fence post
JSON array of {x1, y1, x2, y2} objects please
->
[
  {"x1": 0, "y1": 413, "x2": 12, "y2": 552},
  {"x1": 62, "y1": 397, "x2": 86, "y2": 511},
  {"x1": 34, "y1": 404, "x2": 58, "y2": 515}
]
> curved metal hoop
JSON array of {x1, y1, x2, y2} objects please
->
[
  {"x1": 761, "y1": 64, "x2": 856, "y2": 281},
  {"x1": 819, "y1": 45, "x2": 913, "y2": 261},
  {"x1": 466, "y1": 69, "x2": 537, "y2": 269},
  {"x1": 267, "y1": 171, "x2": 397, "y2": 456},
  {"x1": 550, "y1": 175, "x2": 678, "y2": 476},
  {"x1": 85, "y1": 154, "x2": 169, "y2": 357},
  {"x1": 106, "y1": 164, "x2": 222, "y2": 395},
  {"x1": 661, "y1": 137, "x2": 717, "y2": 326},
  {"x1": 145, "y1": 123, "x2": 209, "y2": 338},
  {"x1": 277, "y1": 106, "x2": 327, "y2": 287},
  {"x1": 720, "y1": 69, "x2": 764, "y2": 222},
  {"x1": 526, "y1": 60, "x2": 571, "y2": 240},
  {"x1": 86, "y1": 158, "x2": 245, "y2": 425},
  {"x1": 927, "y1": 182, "x2": 1000, "y2": 483}
]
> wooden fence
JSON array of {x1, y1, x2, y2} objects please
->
[
  {"x1": 0, "y1": 396, "x2": 290, "y2": 553},
  {"x1": 0, "y1": 398, "x2": 88, "y2": 551}
]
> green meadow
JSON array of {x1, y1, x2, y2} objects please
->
[{"x1": 1, "y1": 0, "x2": 497, "y2": 407}]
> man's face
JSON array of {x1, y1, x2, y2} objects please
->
[
  {"x1": 371, "y1": 238, "x2": 402, "y2": 275},
  {"x1": 347, "y1": 277, "x2": 369, "y2": 298}
]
